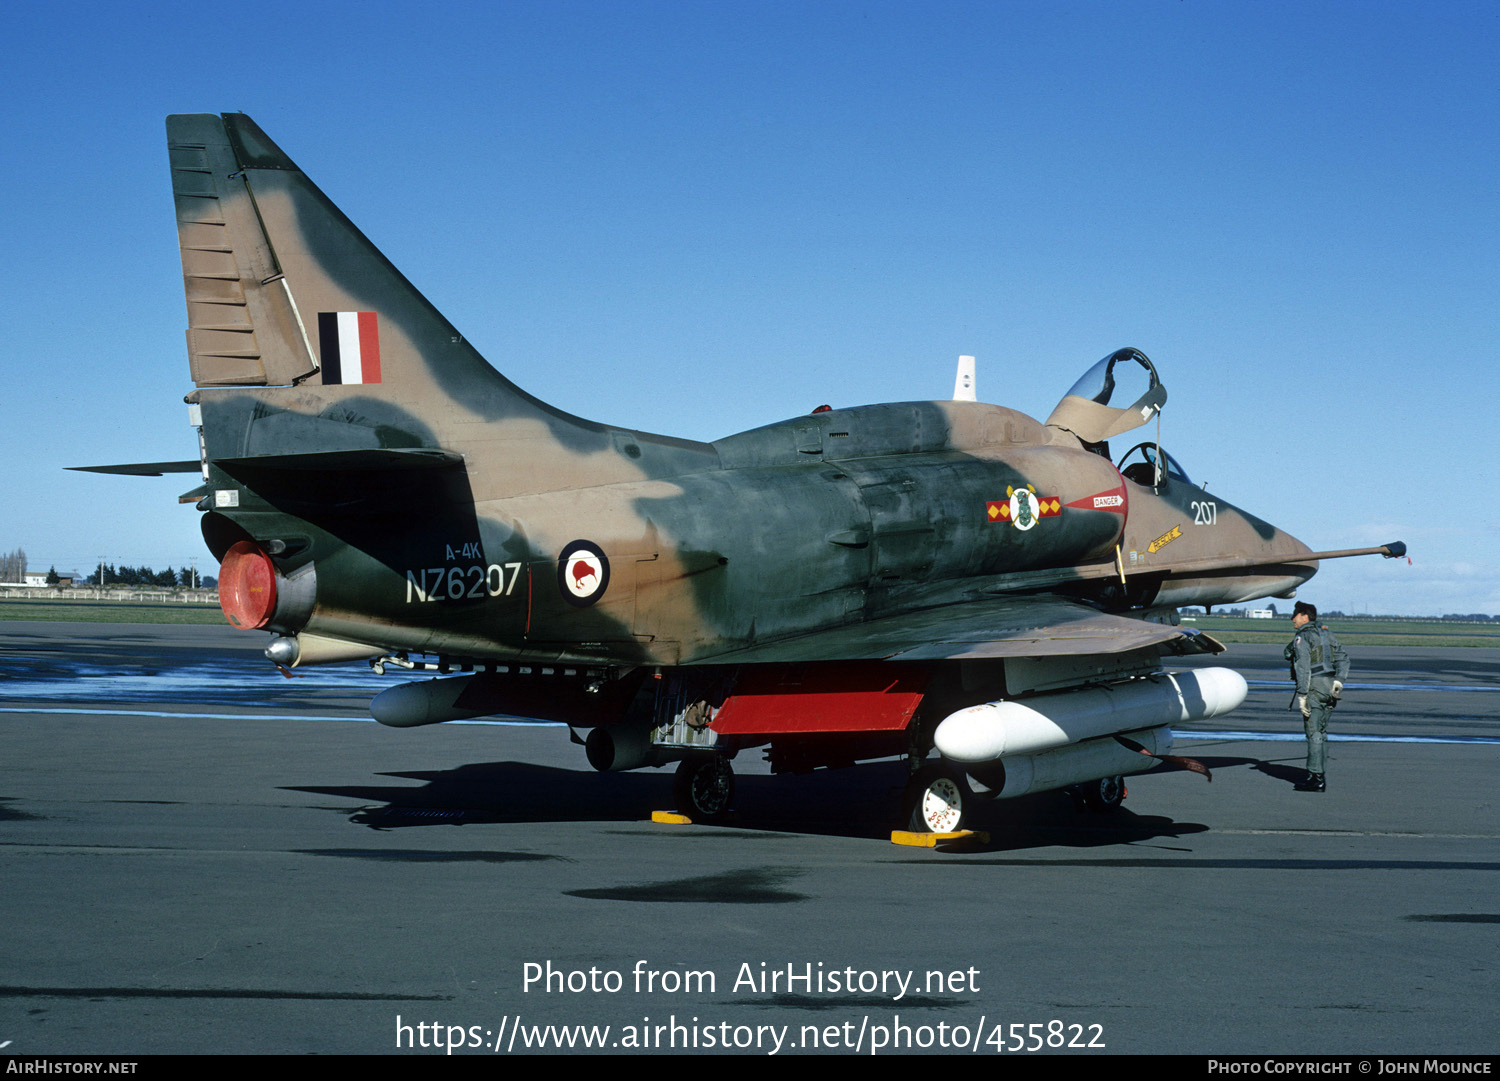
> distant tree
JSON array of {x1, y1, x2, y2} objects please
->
[
  {"x1": 46, "y1": 566, "x2": 60, "y2": 586},
  {"x1": 0, "y1": 548, "x2": 26, "y2": 584},
  {"x1": 1267, "y1": 602, "x2": 1278, "y2": 616},
  {"x1": 200, "y1": 575, "x2": 217, "y2": 589}
]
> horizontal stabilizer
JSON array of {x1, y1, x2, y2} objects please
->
[
  {"x1": 69, "y1": 461, "x2": 201, "y2": 476},
  {"x1": 210, "y1": 447, "x2": 473, "y2": 516},
  {"x1": 215, "y1": 448, "x2": 464, "y2": 473}
]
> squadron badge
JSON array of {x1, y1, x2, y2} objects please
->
[
  {"x1": 1010, "y1": 485, "x2": 1040, "y2": 530},
  {"x1": 987, "y1": 485, "x2": 1060, "y2": 531},
  {"x1": 990, "y1": 482, "x2": 1062, "y2": 527}
]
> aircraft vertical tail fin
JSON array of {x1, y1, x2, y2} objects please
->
[
  {"x1": 166, "y1": 113, "x2": 565, "y2": 419},
  {"x1": 167, "y1": 114, "x2": 718, "y2": 499}
]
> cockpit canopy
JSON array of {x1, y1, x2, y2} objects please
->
[
  {"x1": 1117, "y1": 441, "x2": 1193, "y2": 489},
  {"x1": 1045, "y1": 347, "x2": 1167, "y2": 449}
]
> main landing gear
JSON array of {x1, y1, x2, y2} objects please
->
[
  {"x1": 1073, "y1": 775, "x2": 1126, "y2": 812},
  {"x1": 903, "y1": 763, "x2": 970, "y2": 833},
  {"x1": 673, "y1": 755, "x2": 735, "y2": 823}
]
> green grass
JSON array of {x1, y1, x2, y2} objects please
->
[
  {"x1": 0, "y1": 598, "x2": 228, "y2": 625},
  {"x1": 1181, "y1": 614, "x2": 1500, "y2": 648}
]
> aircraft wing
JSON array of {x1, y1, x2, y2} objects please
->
[
  {"x1": 699, "y1": 593, "x2": 1214, "y2": 665},
  {"x1": 691, "y1": 538, "x2": 1402, "y2": 667}
]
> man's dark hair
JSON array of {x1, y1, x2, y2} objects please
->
[{"x1": 1293, "y1": 601, "x2": 1318, "y2": 620}]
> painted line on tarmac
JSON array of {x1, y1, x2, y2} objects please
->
[
  {"x1": 1178, "y1": 728, "x2": 1500, "y2": 745},
  {"x1": 1216, "y1": 829, "x2": 1500, "y2": 838},
  {"x1": 0, "y1": 707, "x2": 562, "y2": 726},
  {"x1": 1245, "y1": 679, "x2": 1497, "y2": 693}
]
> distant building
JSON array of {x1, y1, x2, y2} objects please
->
[{"x1": 1247, "y1": 608, "x2": 1274, "y2": 619}]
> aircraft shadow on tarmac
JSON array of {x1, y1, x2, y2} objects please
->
[{"x1": 287, "y1": 758, "x2": 1213, "y2": 850}]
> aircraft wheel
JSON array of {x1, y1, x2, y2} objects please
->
[
  {"x1": 904, "y1": 764, "x2": 968, "y2": 833},
  {"x1": 673, "y1": 756, "x2": 735, "y2": 822},
  {"x1": 1080, "y1": 775, "x2": 1126, "y2": 813}
]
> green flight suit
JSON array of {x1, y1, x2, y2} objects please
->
[{"x1": 1284, "y1": 621, "x2": 1350, "y2": 775}]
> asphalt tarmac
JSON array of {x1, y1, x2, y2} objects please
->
[{"x1": 1, "y1": 621, "x2": 1496, "y2": 1055}]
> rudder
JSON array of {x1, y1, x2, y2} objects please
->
[{"x1": 169, "y1": 113, "x2": 319, "y2": 387}]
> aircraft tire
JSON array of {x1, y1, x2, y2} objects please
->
[
  {"x1": 673, "y1": 756, "x2": 735, "y2": 822},
  {"x1": 903, "y1": 763, "x2": 968, "y2": 833},
  {"x1": 1079, "y1": 774, "x2": 1126, "y2": 813}
]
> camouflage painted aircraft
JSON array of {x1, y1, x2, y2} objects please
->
[{"x1": 81, "y1": 114, "x2": 1407, "y2": 832}]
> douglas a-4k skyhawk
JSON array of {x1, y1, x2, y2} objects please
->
[{"x1": 81, "y1": 114, "x2": 1406, "y2": 832}]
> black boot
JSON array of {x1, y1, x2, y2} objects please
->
[{"x1": 1294, "y1": 771, "x2": 1325, "y2": 792}]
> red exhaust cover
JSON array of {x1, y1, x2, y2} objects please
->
[{"x1": 218, "y1": 541, "x2": 277, "y2": 630}]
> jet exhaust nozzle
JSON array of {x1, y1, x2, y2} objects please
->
[
  {"x1": 217, "y1": 539, "x2": 317, "y2": 635},
  {"x1": 934, "y1": 666, "x2": 1247, "y2": 764},
  {"x1": 219, "y1": 541, "x2": 277, "y2": 630}
]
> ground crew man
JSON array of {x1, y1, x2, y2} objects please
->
[{"x1": 1284, "y1": 601, "x2": 1349, "y2": 792}]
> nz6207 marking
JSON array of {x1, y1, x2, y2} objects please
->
[{"x1": 405, "y1": 563, "x2": 523, "y2": 603}]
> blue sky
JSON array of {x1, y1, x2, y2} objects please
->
[{"x1": 1, "y1": 0, "x2": 1494, "y2": 615}]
